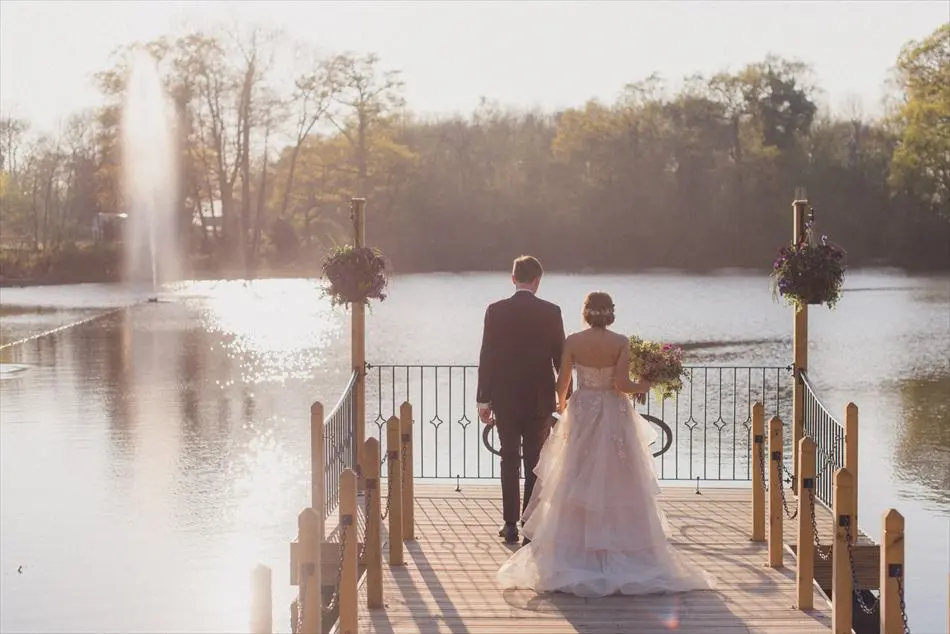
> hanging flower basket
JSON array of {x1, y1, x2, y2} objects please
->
[
  {"x1": 770, "y1": 223, "x2": 847, "y2": 310},
  {"x1": 321, "y1": 245, "x2": 389, "y2": 308}
]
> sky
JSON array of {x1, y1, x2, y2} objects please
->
[{"x1": 1, "y1": 0, "x2": 947, "y2": 136}]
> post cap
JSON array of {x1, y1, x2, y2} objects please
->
[
  {"x1": 298, "y1": 506, "x2": 320, "y2": 527},
  {"x1": 883, "y1": 508, "x2": 904, "y2": 530},
  {"x1": 833, "y1": 467, "x2": 854, "y2": 487}
]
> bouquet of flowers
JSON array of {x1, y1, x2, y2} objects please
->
[
  {"x1": 770, "y1": 222, "x2": 847, "y2": 310},
  {"x1": 321, "y1": 245, "x2": 389, "y2": 308},
  {"x1": 628, "y1": 335, "x2": 688, "y2": 402}
]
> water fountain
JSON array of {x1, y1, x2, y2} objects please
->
[{"x1": 120, "y1": 50, "x2": 180, "y2": 301}]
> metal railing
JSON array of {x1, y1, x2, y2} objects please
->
[
  {"x1": 799, "y1": 370, "x2": 845, "y2": 508},
  {"x1": 323, "y1": 371, "x2": 359, "y2": 518},
  {"x1": 365, "y1": 363, "x2": 793, "y2": 481}
]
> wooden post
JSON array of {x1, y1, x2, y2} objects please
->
[
  {"x1": 832, "y1": 468, "x2": 855, "y2": 634},
  {"x1": 297, "y1": 508, "x2": 322, "y2": 634},
  {"x1": 845, "y1": 403, "x2": 859, "y2": 543},
  {"x1": 339, "y1": 469, "x2": 358, "y2": 633},
  {"x1": 363, "y1": 438, "x2": 383, "y2": 609},
  {"x1": 750, "y1": 402, "x2": 765, "y2": 542},
  {"x1": 791, "y1": 195, "x2": 809, "y2": 493},
  {"x1": 400, "y1": 401, "x2": 415, "y2": 541},
  {"x1": 768, "y1": 416, "x2": 784, "y2": 568},
  {"x1": 796, "y1": 437, "x2": 817, "y2": 610},
  {"x1": 351, "y1": 198, "x2": 367, "y2": 487},
  {"x1": 386, "y1": 415, "x2": 404, "y2": 565},
  {"x1": 311, "y1": 402, "x2": 325, "y2": 537},
  {"x1": 880, "y1": 509, "x2": 905, "y2": 634},
  {"x1": 250, "y1": 564, "x2": 272, "y2": 634}
]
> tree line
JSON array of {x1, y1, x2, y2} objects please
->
[{"x1": 0, "y1": 23, "x2": 947, "y2": 282}]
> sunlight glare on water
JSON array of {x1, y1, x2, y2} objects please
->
[
  {"x1": 191, "y1": 279, "x2": 341, "y2": 384},
  {"x1": 212, "y1": 425, "x2": 305, "y2": 632}
]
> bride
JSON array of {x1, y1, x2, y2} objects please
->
[{"x1": 497, "y1": 291, "x2": 714, "y2": 597}]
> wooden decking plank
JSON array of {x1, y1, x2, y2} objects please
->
[{"x1": 347, "y1": 483, "x2": 833, "y2": 634}]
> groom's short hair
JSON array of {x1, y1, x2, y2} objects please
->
[{"x1": 512, "y1": 255, "x2": 543, "y2": 283}]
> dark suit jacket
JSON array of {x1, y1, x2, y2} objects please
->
[{"x1": 476, "y1": 291, "x2": 567, "y2": 420}]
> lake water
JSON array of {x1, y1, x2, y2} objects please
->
[{"x1": 0, "y1": 271, "x2": 947, "y2": 633}]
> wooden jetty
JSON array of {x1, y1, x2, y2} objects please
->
[
  {"x1": 260, "y1": 398, "x2": 915, "y2": 634},
  {"x1": 246, "y1": 196, "x2": 930, "y2": 634}
]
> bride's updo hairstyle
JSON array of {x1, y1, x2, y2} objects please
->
[{"x1": 583, "y1": 292, "x2": 615, "y2": 328}]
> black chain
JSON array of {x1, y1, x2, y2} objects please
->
[
  {"x1": 781, "y1": 461, "x2": 795, "y2": 485},
  {"x1": 381, "y1": 451, "x2": 395, "y2": 520},
  {"x1": 756, "y1": 441, "x2": 769, "y2": 492},
  {"x1": 358, "y1": 489, "x2": 369, "y2": 562},
  {"x1": 895, "y1": 575, "x2": 911, "y2": 634},
  {"x1": 844, "y1": 522, "x2": 881, "y2": 616},
  {"x1": 775, "y1": 454, "x2": 799, "y2": 520},
  {"x1": 809, "y1": 489, "x2": 832, "y2": 560},
  {"x1": 323, "y1": 519, "x2": 350, "y2": 614}
]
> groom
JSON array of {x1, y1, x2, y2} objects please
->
[{"x1": 477, "y1": 255, "x2": 568, "y2": 545}]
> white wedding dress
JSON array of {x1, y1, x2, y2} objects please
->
[{"x1": 496, "y1": 364, "x2": 715, "y2": 597}]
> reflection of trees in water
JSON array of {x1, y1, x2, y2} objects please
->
[
  {"x1": 64, "y1": 310, "x2": 138, "y2": 472},
  {"x1": 171, "y1": 319, "x2": 268, "y2": 536},
  {"x1": 895, "y1": 375, "x2": 950, "y2": 504},
  {"x1": 104, "y1": 311, "x2": 135, "y2": 462},
  {"x1": 177, "y1": 328, "x2": 204, "y2": 440}
]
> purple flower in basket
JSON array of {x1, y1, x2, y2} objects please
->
[{"x1": 769, "y1": 228, "x2": 847, "y2": 310}]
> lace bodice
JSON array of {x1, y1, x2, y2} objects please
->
[{"x1": 575, "y1": 365, "x2": 616, "y2": 391}]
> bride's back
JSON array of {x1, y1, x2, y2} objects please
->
[{"x1": 567, "y1": 327, "x2": 627, "y2": 369}]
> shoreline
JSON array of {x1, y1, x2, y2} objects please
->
[{"x1": 2, "y1": 263, "x2": 949, "y2": 289}]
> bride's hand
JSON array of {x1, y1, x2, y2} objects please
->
[
  {"x1": 635, "y1": 380, "x2": 651, "y2": 404},
  {"x1": 557, "y1": 399, "x2": 567, "y2": 414}
]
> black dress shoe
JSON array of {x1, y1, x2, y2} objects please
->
[
  {"x1": 521, "y1": 536, "x2": 531, "y2": 547},
  {"x1": 499, "y1": 524, "x2": 519, "y2": 544}
]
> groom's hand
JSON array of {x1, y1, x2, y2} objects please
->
[{"x1": 479, "y1": 407, "x2": 493, "y2": 425}]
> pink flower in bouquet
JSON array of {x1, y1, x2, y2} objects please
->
[{"x1": 628, "y1": 335, "x2": 688, "y2": 401}]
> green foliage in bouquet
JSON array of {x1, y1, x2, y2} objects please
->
[
  {"x1": 628, "y1": 335, "x2": 688, "y2": 402},
  {"x1": 321, "y1": 245, "x2": 389, "y2": 308}
]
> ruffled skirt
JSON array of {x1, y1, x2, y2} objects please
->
[{"x1": 496, "y1": 389, "x2": 715, "y2": 597}]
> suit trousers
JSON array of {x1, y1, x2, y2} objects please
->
[{"x1": 495, "y1": 414, "x2": 553, "y2": 525}]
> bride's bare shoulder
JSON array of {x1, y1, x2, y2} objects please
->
[{"x1": 605, "y1": 329, "x2": 630, "y2": 344}]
